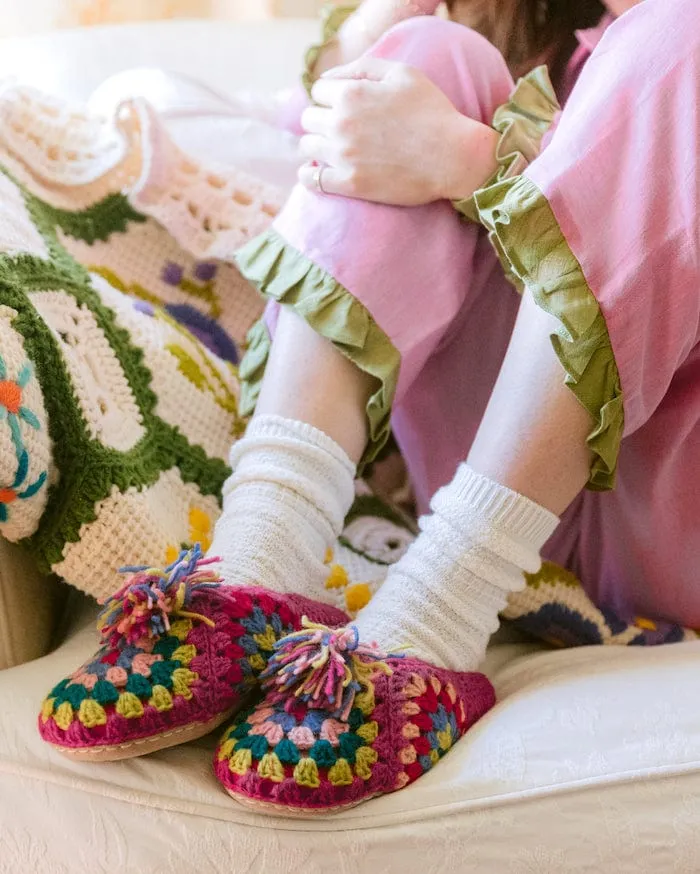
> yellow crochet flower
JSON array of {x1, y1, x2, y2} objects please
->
[{"x1": 165, "y1": 506, "x2": 214, "y2": 564}]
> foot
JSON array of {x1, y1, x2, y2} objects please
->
[
  {"x1": 214, "y1": 621, "x2": 495, "y2": 814},
  {"x1": 38, "y1": 546, "x2": 348, "y2": 761}
]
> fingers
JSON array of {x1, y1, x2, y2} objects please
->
[
  {"x1": 310, "y1": 76, "x2": 375, "y2": 110},
  {"x1": 299, "y1": 134, "x2": 336, "y2": 166},
  {"x1": 300, "y1": 105, "x2": 333, "y2": 135},
  {"x1": 309, "y1": 65, "x2": 397, "y2": 118},
  {"x1": 297, "y1": 162, "x2": 356, "y2": 199}
]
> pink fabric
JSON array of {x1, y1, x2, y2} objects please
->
[
  {"x1": 274, "y1": 12, "x2": 611, "y2": 135},
  {"x1": 527, "y1": 0, "x2": 700, "y2": 626},
  {"x1": 267, "y1": 5, "x2": 700, "y2": 629},
  {"x1": 274, "y1": 17, "x2": 516, "y2": 404}
]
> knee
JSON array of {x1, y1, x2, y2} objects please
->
[
  {"x1": 378, "y1": 16, "x2": 505, "y2": 73},
  {"x1": 371, "y1": 17, "x2": 513, "y2": 117}
]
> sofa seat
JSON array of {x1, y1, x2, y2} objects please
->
[{"x1": 3, "y1": 604, "x2": 700, "y2": 872}]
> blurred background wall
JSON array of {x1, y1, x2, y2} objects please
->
[{"x1": 0, "y1": 0, "x2": 324, "y2": 37}]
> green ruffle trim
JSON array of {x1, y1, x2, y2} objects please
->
[
  {"x1": 302, "y1": 3, "x2": 360, "y2": 98},
  {"x1": 236, "y1": 229, "x2": 400, "y2": 471},
  {"x1": 474, "y1": 175, "x2": 624, "y2": 491},
  {"x1": 454, "y1": 66, "x2": 560, "y2": 222}
]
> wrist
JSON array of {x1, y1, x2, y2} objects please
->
[{"x1": 440, "y1": 113, "x2": 500, "y2": 201}]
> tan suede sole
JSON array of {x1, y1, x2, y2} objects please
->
[
  {"x1": 53, "y1": 709, "x2": 235, "y2": 763},
  {"x1": 225, "y1": 788, "x2": 376, "y2": 818}
]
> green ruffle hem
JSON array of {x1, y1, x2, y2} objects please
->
[
  {"x1": 236, "y1": 230, "x2": 400, "y2": 471},
  {"x1": 241, "y1": 65, "x2": 623, "y2": 490},
  {"x1": 475, "y1": 175, "x2": 624, "y2": 490}
]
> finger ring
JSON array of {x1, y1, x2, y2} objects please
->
[{"x1": 313, "y1": 164, "x2": 327, "y2": 194}]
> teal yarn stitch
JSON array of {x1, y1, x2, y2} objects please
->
[
  {"x1": 92, "y1": 680, "x2": 120, "y2": 706},
  {"x1": 61, "y1": 683, "x2": 88, "y2": 709},
  {"x1": 235, "y1": 735, "x2": 269, "y2": 759},
  {"x1": 230, "y1": 722, "x2": 252, "y2": 740},
  {"x1": 309, "y1": 740, "x2": 337, "y2": 768},
  {"x1": 347, "y1": 707, "x2": 364, "y2": 732},
  {"x1": 125, "y1": 674, "x2": 152, "y2": 698},
  {"x1": 274, "y1": 738, "x2": 301, "y2": 766},
  {"x1": 337, "y1": 732, "x2": 365, "y2": 764},
  {"x1": 150, "y1": 661, "x2": 180, "y2": 689},
  {"x1": 153, "y1": 636, "x2": 181, "y2": 659}
]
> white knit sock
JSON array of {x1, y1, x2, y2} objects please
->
[
  {"x1": 208, "y1": 415, "x2": 356, "y2": 601},
  {"x1": 353, "y1": 464, "x2": 560, "y2": 671}
]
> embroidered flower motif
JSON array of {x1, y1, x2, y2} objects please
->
[
  {"x1": 162, "y1": 261, "x2": 185, "y2": 286},
  {"x1": 0, "y1": 356, "x2": 40, "y2": 435},
  {"x1": 165, "y1": 507, "x2": 215, "y2": 565},
  {"x1": 193, "y1": 261, "x2": 218, "y2": 282},
  {"x1": 0, "y1": 354, "x2": 47, "y2": 523},
  {"x1": 159, "y1": 260, "x2": 222, "y2": 319}
]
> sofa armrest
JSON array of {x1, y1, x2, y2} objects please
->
[{"x1": 0, "y1": 539, "x2": 65, "y2": 670}]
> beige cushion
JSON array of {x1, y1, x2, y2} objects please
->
[
  {"x1": 0, "y1": 540, "x2": 64, "y2": 671},
  {"x1": 2, "y1": 610, "x2": 700, "y2": 872}
]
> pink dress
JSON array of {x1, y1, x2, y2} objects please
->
[{"x1": 237, "y1": 0, "x2": 700, "y2": 629}]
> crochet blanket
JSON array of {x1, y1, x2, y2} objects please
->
[{"x1": 0, "y1": 81, "x2": 694, "y2": 644}]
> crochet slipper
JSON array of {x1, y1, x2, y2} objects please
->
[
  {"x1": 214, "y1": 621, "x2": 495, "y2": 815},
  {"x1": 38, "y1": 547, "x2": 348, "y2": 762}
]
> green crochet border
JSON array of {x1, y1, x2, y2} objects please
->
[
  {"x1": 28, "y1": 192, "x2": 147, "y2": 246},
  {"x1": 1, "y1": 176, "x2": 228, "y2": 572},
  {"x1": 474, "y1": 174, "x2": 624, "y2": 490},
  {"x1": 236, "y1": 228, "x2": 400, "y2": 472}
]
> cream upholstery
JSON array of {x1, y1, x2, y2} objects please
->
[{"x1": 3, "y1": 607, "x2": 700, "y2": 872}]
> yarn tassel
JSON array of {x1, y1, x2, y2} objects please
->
[
  {"x1": 97, "y1": 544, "x2": 222, "y2": 645},
  {"x1": 260, "y1": 619, "x2": 393, "y2": 722}
]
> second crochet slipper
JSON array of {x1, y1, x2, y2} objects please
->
[
  {"x1": 214, "y1": 621, "x2": 495, "y2": 815},
  {"x1": 38, "y1": 546, "x2": 348, "y2": 762}
]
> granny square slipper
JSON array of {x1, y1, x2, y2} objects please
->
[
  {"x1": 38, "y1": 546, "x2": 348, "y2": 762},
  {"x1": 214, "y1": 621, "x2": 495, "y2": 815}
]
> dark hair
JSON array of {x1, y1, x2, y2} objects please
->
[{"x1": 446, "y1": 0, "x2": 606, "y2": 84}]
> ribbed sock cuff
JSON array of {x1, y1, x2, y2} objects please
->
[{"x1": 431, "y1": 463, "x2": 560, "y2": 548}]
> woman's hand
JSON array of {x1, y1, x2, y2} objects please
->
[{"x1": 299, "y1": 57, "x2": 498, "y2": 206}]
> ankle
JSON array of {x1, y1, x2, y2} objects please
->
[{"x1": 209, "y1": 415, "x2": 357, "y2": 600}]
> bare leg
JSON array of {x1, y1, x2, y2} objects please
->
[
  {"x1": 468, "y1": 291, "x2": 592, "y2": 515},
  {"x1": 210, "y1": 18, "x2": 517, "y2": 606},
  {"x1": 255, "y1": 307, "x2": 373, "y2": 465},
  {"x1": 354, "y1": 291, "x2": 583, "y2": 669}
]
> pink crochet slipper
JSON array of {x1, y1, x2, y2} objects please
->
[
  {"x1": 214, "y1": 621, "x2": 495, "y2": 814},
  {"x1": 38, "y1": 547, "x2": 348, "y2": 762}
]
